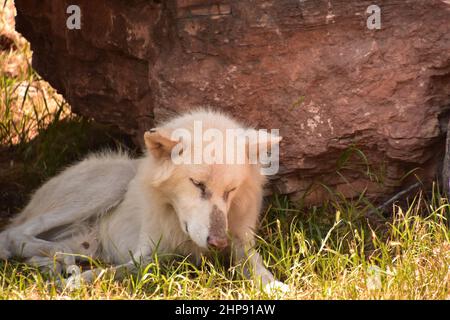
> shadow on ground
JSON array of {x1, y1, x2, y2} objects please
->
[{"x1": 0, "y1": 118, "x2": 137, "y2": 228}]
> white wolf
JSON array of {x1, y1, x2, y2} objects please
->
[{"x1": 0, "y1": 109, "x2": 287, "y2": 292}]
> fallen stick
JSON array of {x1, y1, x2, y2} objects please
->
[{"x1": 365, "y1": 181, "x2": 422, "y2": 222}]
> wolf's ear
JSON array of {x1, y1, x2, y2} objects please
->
[{"x1": 144, "y1": 129, "x2": 179, "y2": 159}]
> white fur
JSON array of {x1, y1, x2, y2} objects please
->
[{"x1": 0, "y1": 109, "x2": 283, "y2": 290}]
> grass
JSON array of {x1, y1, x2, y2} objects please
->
[
  {"x1": 0, "y1": 1, "x2": 449, "y2": 300},
  {"x1": 0, "y1": 189, "x2": 449, "y2": 300}
]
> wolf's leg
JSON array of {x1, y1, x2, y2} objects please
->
[
  {"x1": 3, "y1": 232, "x2": 76, "y2": 267},
  {"x1": 232, "y1": 244, "x2": 290, "y2": 294},
  {"x1": 6, "y1": 207, "x2": 90, "y2": 238},
  {"x1": 62, "y1": 242, "x2": 154, "y2": 289},
  {"x1": 27, "y1": 256, "x2": 64, "y2": 275},
  {"x1": 85, "y1": 256, "x2": 153, "y2": 281},
  {"x1": 0, "y1": 206, "x2": 97, "y2": 261},
  {"x1": 61, "y1": 255, "x2": 154, "y2": 290},
  {"x1": 233, "y1": 245, "x2": 275, "y2": 284},
  {"x1": 0, "y1": 214, "x2": 77, "y2": 267}
]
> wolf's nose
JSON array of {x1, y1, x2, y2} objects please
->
[{"x1": 207, "y1": 236, "x2": 228, "y2": 249}]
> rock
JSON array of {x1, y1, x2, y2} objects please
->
[{"x1": 13, "y1": 0, "x2": 450, "y2": 203}]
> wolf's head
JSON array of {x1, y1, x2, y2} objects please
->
[{"x1": 142, "y1": 110, "x2": 281, "y2": 250}]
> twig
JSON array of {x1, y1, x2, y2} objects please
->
[{"x1": 365, "y1": 182, "x2": 422, "y2": 222}]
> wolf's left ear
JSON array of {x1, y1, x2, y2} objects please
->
[{"x1": 144, "y1": 129, "x2": 180, "y2": 159}]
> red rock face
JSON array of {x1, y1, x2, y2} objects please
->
[{"x1": 14, "y1": 0, "x2": 450, "y2": 203}]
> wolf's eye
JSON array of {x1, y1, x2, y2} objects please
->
[
  {"x1": 223, "y1": 187, "x2": 237, "y2": 202},
  {"x1": 190, "y1": 178, "x2": 206, "y2": 192}
]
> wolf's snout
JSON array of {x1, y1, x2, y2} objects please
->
[
  {"x1": 207, "y1": 235, "x2": 228, "y2": 249},
  {"x1": 208, "y1": 205, "x2": 228, "y2": 250}
]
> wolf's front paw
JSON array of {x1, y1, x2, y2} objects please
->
[
  {"x1": 55, "y1": 265, "x2": 84, "y2": 290},
  {"x1": 263, "y1": 280, "x2": 291, "y2": 296},
  {"x1": 58, "y1": 267, "x2": 104, "y2": 291}
]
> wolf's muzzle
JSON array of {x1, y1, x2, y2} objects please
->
[{"x1": 208, "y1": 205, "x2": 228, "y2": 249}]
